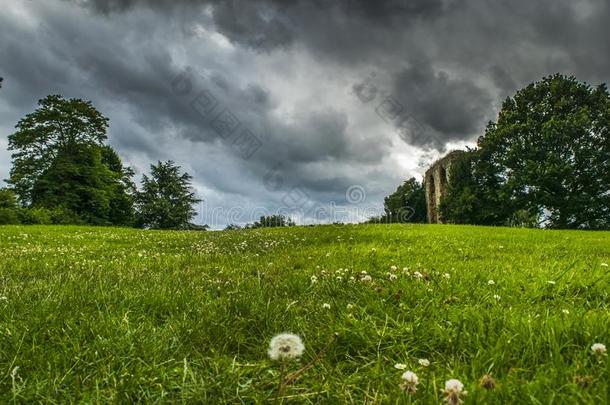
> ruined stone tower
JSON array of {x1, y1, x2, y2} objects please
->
[{"x1": 424, "y1": 150, "x2": 464, "y2": 224}]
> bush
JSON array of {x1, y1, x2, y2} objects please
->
[
  {"x1": 0, "y1": 208, "x2": 20, "y2": 225},
  {"x1": 49, "y1": 206, "x2": 84, "y2": 225},
  {"x1": 19, "y1": 207, "x2": 53, "y2": 225},
  {"x1": 19, "y1": 206, "x2": 84, "y2": 225}
]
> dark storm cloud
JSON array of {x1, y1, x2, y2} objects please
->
[
  {"x1": 3, "y1": 0, "x2": 610, "y2": 226},
  {"x1": 392, "y1": 59, "x2": 493, "y2": 143}
]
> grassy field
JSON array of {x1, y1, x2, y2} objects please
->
[{"x1": 0, "y1": 224, "x2": 609, "y2": 403}]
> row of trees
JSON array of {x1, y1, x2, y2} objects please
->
[
  {"x1": 1, "y1": 94, "x2": 201, "y2": 229},
  {"x1": 379, "y1": 74, "x2": 610, "y2": 229}
]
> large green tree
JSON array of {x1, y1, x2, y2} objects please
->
[
  {"x1": 7, "y1": 95, "x2": 109, "y2": 204},
  {"x1": 477, "y1": 74, "x2": 610, "y2": 229},
  {"x1": 383, "y1": 178, "x2": 427, "y2": 223},
  {"x1": 136, "y1": 161, "x2": 201, "y2": 229},
  {"x1": 31, "y1": 144, "x2": 134, "y2": 225}
]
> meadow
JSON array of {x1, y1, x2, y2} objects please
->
[{"x1": 0, "y1": 224, "x2": 609, "y2": 403}]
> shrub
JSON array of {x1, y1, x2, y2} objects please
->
[{"x1": 0, "y1": 208, "x2": 20, "y2": 225}]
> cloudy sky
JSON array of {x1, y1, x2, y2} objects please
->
[{"x1": 1, "y1": 0, "x2": 609, "y2": 228}]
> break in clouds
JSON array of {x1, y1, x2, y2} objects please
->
[{"x1": 1, "y1": 0, "x2": 609, "y2": 227}]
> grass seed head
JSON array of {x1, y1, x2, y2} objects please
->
[{"x1": 479, "y1": 374, "x2": 496, "y2": 390}]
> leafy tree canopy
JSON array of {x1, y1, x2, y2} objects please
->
[
  {"x1": 383, "y1": 177, "x2": 427, "y2": 223},
  {"x1": 477, "y1": 74, "x2": 610, "y2": 229},
  {"x1": 7, "y1": 95, "x2": 109, "y2": 204}
]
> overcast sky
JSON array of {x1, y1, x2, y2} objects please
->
[{"x1": 1, "y1": 0, "x2": 609, "y2": 228}]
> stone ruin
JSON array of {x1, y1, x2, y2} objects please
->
[{"x1": 424, "y1": 150, "x2": 464, "y2": 223}]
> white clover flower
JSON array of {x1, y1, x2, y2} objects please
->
[
  {"x1": 322, "y1": 303, "x2": 331, "y2": 309},
  {"x1": 413, "y1": 271, "x2": 423, "y2": 279},
  {"x1": 487, "y1": 279, "x2": 495, "y2": 285},
  {"x1": 493, "y1": 294, "x2": 501, "y2": 301},
  {"x1": 591, "y1": 343, "x2": 607, "y2": 355},
  {"x1": 336, "y1": 276, "x2": 343, "y2": 281},
  {"x1": 361, "y1": 275, "x2": 372, "y2": 282},
  {"x1": 400, "y1": 371, "x2": 419, "y2": 393},
  {"x1": 394, "y1": 363, "x2": 407, "y2": 370},
  {"x1": 310, "y1": 275, "x2": 318, "y2": 284},
  {"x1": 268, "y1": 333, "x2": 305, "y2": 361},
  {"x1": 443, "y1": 379, "x2": 466, "y2": 404},
  {"x1": 371, "y1": 248, "x2": 377, "y2": 253},
  {"x1": 347, "y1": 303, "x2": 354, "y2": 310},
  {"x1": 418, "y1": 358, "x2": 430, "y2": 367},
  {"x1": 389, "y1": 273, "x2": 398, "y2": 281},
  {"x1": 390, "y1": 265, "x2": 398, "y2": 271}
]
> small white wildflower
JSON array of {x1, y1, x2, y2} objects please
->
[
  {"x1": 326, "y1": 252, "x2": 331, "y2": 257},
  {"x1": 418, "y1": 358, "x2": 430, "y2": 367},
  {"x1": 390, "y1": 265, "x2": 398, "y2": 271},
  {"x1": 322, "y1": 303, "x2": 331, "y2": 309},
  {"x1": 371, "y1": 248, "x2": 377, "y2": 253},
  {"x1": 394, "y1": 363, "x2": 407, "y2": 370},
  {"x1": 361, "y1": 275, "x2": 372, "y2": 282},
  {"x1": 389, "y1": 273, "x2": 398, "y2": 281},
  {"x1": 443, "y1": 273, "x2": 451, "y2": 279},
  {"x1": 347, "y1": 303, "x2": 354, "y2": 310},
  {"x1": 487, "y1": 279, "x2": 495, "y2": 285},
  {"x1": 413, "y1": 271, "x2": 423, "y2": 279},
  {"x1": 336, "y1": 276, "x2": 343, "y2": 281},
  {"x1": 562, "y1": 309, "x2": 570, "y2": 315},
  {"x1": 591, "y1": 343, "x2": 607, "y2": 355},
  {"x1": 268, "y1": 333, "x2": 304, "y2": 361},
  {"x1": 310, "y1": 275, "x2": 318, "y2": 284},
  {"x1": 493, "y1": 294, "x2": 501, "y2": 301},
  {"x1": 443, "y1": 379, "x2": 466, "y2": 404},
  {"x1": 400, "y1": 371, "x2": 419, "y2": 393}
]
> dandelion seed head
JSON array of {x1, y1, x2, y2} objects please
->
[{"x1": 268, "y1": 333, "x2": 304, "y2": 361}]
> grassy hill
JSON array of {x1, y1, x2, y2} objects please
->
[{"x1": 0, "y1": 224, "x2": 609, "y2": 403}]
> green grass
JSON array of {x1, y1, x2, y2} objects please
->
[{"x1": 0, "y1": 224, "x2": 609, "y2": 403}]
